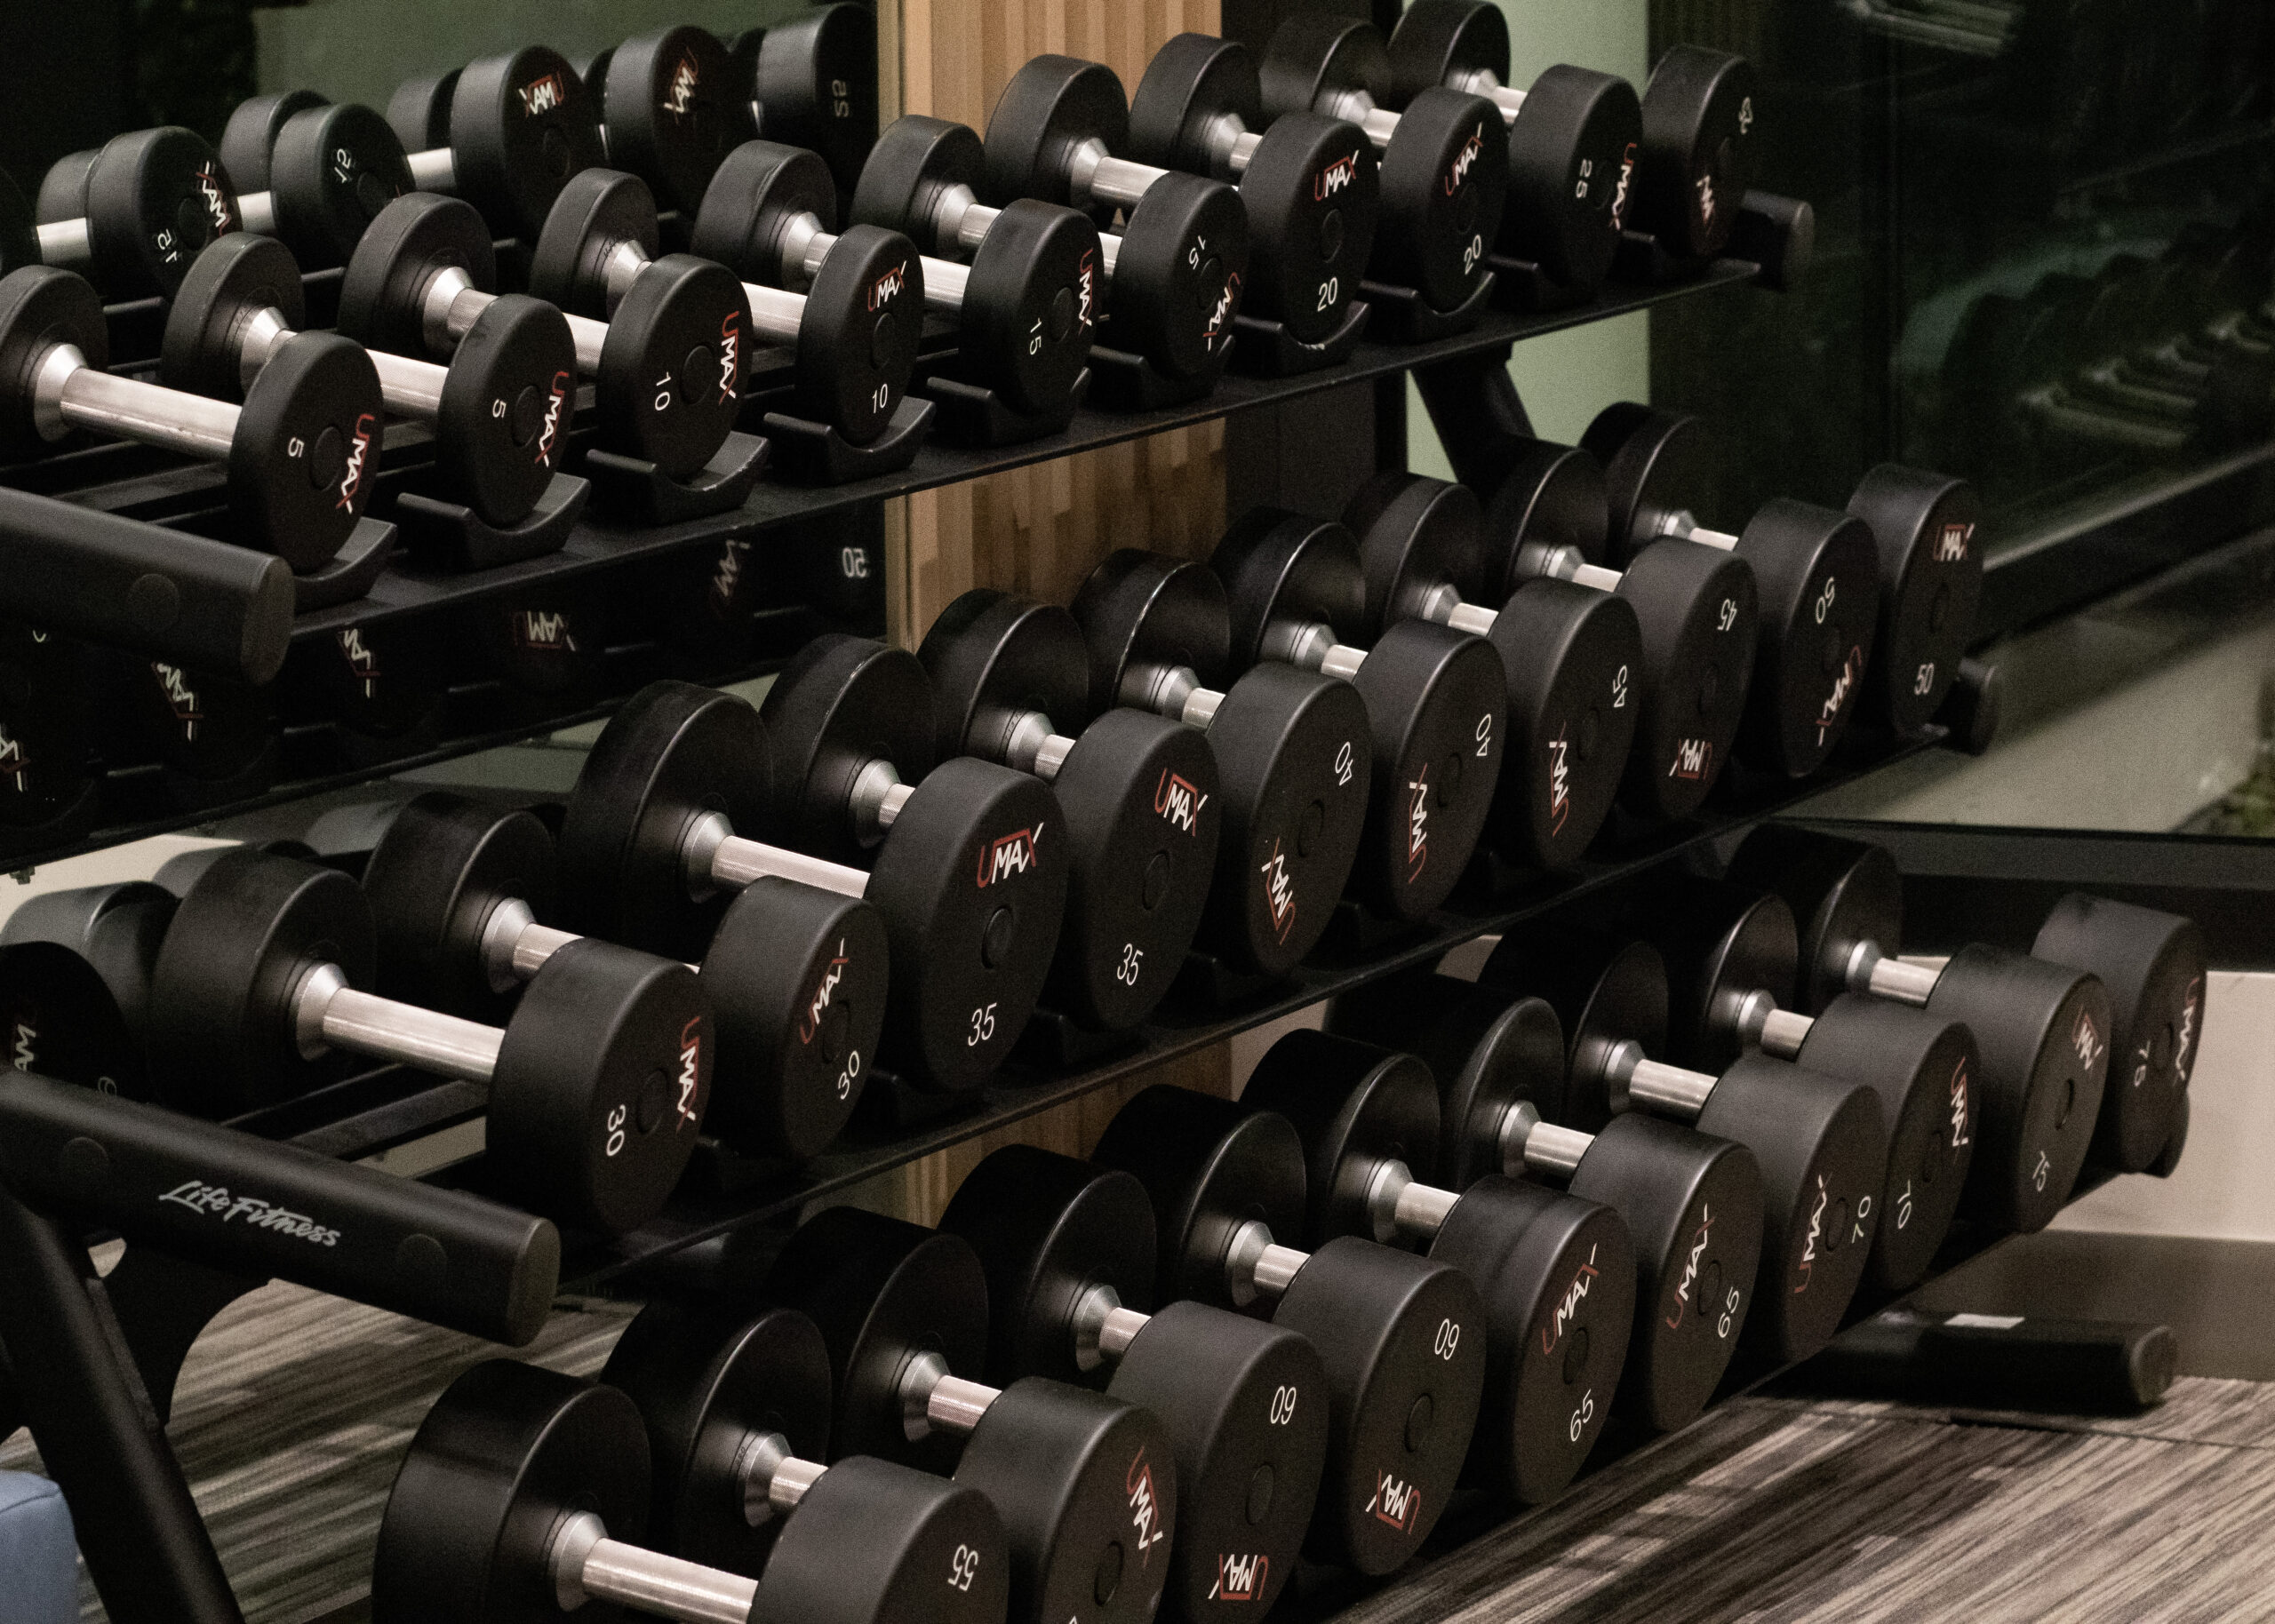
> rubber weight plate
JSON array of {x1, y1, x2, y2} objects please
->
[
  {"x1": 229, "y1": 330, "x2": 383, "y2": 571},
  {"x1": 0, "y1": 267, "x2": 108, "y2": 460},
  {"x1": 362, "y1": 792, "x2": 554, "y2": 1023},
  {"x1": 82, "y1": 127, "x2": 239, "y2": 299},
  {"x1": 385, "y1": 72, "x2": 459, "y2": 155},
  {"x1": 219, "y1": 91, "x2": 329, "y2": 193},
  {"x1": 1498, "y1": 68, "x2": 1639, "y2": 294},
  {"x1": 527, "y1": 167, "x2": 660, "y2": 318},
  {"x1": 1615, "y1": 541, "x2": 1757, "y2": 821},
  {"x1": 981, "y1": 57, "x2": 1131, "y2": 218},
  {"x1": 1848, "y1": 465, "x2": 1983, "y2": 736},
  {"x1": 1723, "y1": 826, "x2": 1903, "y2": 1018},
  {"x1": 698, "y1": 876, "x2": 887, "y2": 1160},
  {"x1": 603, "y1": 28, "x2": 738, "y2": 218},
  {"x1": 436, "y1": 294, "x2": 579, "y2": 526},
  {"x1": 144, "y1": 849, "x2": 369, "y2": 1114},
  {"x1": 794, "y1": 221, "x2": 922, "y2": 442},
  {"x1": 1370, "y1": 87, "x2": 1505, "y2": 313},
  {"x1": 760, "y1": 1456, "x2": 1010, "y2": 1624},
  {"x1": 2034, "y1": 894, "x2": 2206, "y2": 1175},
  {"x1": 1482, "y1": 932, "x2": 1665, "y2": 1134},
  {"x1": 1268, "y1": 1238, "x2": 1482, "y2": 1573},
  {"x1": 160, "y1": 232, "x2": 306, "y2": 402},
  {"x1": 965, "y1": 197, "x2": 1101, "y2": 413},
  {"x1": 1483, "y1": 582, "x2": 1640, "y2": 869},
  {"x1": 1106, "y1": 173, "x2": 1245, "y2": 382},
  {"x1": 447, "y1": 47, "x2": 606, "y2": 240},
  {"x1": 1235, "y1": 114, "x2": 1377, "y2": 343},
  {"x1": 268, "y1": 101, "x2": 411, "y2": 267},
  {"x1": 759, "y1": 634, "x2": 934, "y2": 858},
  {"x1": 1635, "y1": 45, "x2": 1758, "y2": 259},
  {"x1": 750, "y1": 6, "x2": 881, "y2": 208},
  {"x1": 335, "y1": 193, "x2": 499, "y2": 358},
  {"x1": 1731, "y1": 499, "x2": 1880, "y2": 779},
  {"x1": 594, "y1": 251, "x2": 747, "y2": 478},
  {"x1": 1651, "y1": 878, "x2": 1796, "y2": 1074}
]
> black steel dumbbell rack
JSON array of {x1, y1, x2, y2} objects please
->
[{"x1": 0, "y1": 213, "x2": 2032, "y2": 1624}]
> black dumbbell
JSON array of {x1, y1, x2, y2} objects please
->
[
  {"x1": 219, "y1": 92, "x2": 411, "y2": 268},
  {"x1": 851, "y1": 115, "x2": 1115, "y2": 415},
  {"x1": 918, "y1": 589, "x2": 1219, "y2": 1032},
  {"x1": 0, "y1": 881, "x2": 179, "y2": 1102},
  {"x1": 362, "y1": 792, "x2": 886, "y2": 1161},
  {"x1": 1257, "y1": 16, "x2": 1508, "y2": 318},
  {"x1": 558, "y1": 670, "x2": 1066, "y2": 1090},
  {"x1": 1736, "y1": 824, "x2": 2207, "y2": 1182},
  {"x1": 373, "y1": 1358, "x2": 1011, "y2": 1624},
  {"x1": 1382, "y1": 0, "x2": 1641, "y2": 296},
  {"x1": 1631, "y1": 45, "x2": 1760, "y2": 261},
  {"x1": 1479, "y1": 927, "x2": 1887, "y2": 1363},
  {"x1": 140, "y1": 847, "x2": 709, "y2": 1234},
  {"x1": 1584, "y1": 406, "x2": 1984, "y2": 751},
  {"x1": 1327, "y1": 975, "x2": 1765, "y2": 1431},
  {"x1": 538, "y1": 164, "x2": 914, "y2": 444},
  {"x1": 1412, "y1": 458, "x2": 1758, "y2": 821},
  {"x1": 340, "y1": 191, "x2": 741, "y2": 482},
  {"x1": 1636, "y1": 876, "x2": 1981, "y2": 1294},
  {"x1": 1092, "y1": 1085, "x2": 1486, "y2": 1575},
  {"x1": 940, "y1": 1144, "x2": 1333, "y2": 1622},
  {"x1": 983, "y1": 56, "x2": 1251, "y2": 387},
  {"x1": 34, "y1": 127, "x2": 239, "y2": 299},
  {"x1": 725, "y1": 4, "x2": 882, "y2": 211},
  {"x1": 1337, "y1": 474, "x2": 1640, "y2": 869},
  {"x1": 751, "y1": 1206, "x2": 1179, "y2": 1624},
  {"x1": 583, "y1": 27, "x2": 740, "y2": 221},
  {"x1": 387, "y1": 47, "x2": 607, "y2": 243},
  {"x1": 1239, "y1": 1030, "x2": 1638, "y2": 1505},
  {"x1": 0, "y1": 266, "x2": 382, "y2": 572},
  {"x1": 164, "y1": 234, "x2": 575, "y2": 529},
  {"x1": 1209, "y1": 508, "x2": 1507, "y2": 920},
  {"x1": 1577, "y1": 406, "x2": 1882, "y2": 778},
  {"x1": 1726, "y1": 827, "x2": 2119, "y2": 1231},
  {"x1": 1126, "y1": 36, "x2": 1380, "y2": 346},
  {"x1": 1070, "y1": 549, "x2": 1370, "y2": 979}
]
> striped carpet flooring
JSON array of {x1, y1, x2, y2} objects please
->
[{"x1": 4, "y1": 1282, "x2": 2273, "y2": 1622}]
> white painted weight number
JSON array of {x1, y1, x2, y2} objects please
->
[
  {"x1": 1115, "y1": 943, "x2": 1143, "y2": 987},
  {"x1": 836, "y1": 1049, "x2": 862, "y2": 1101},
  {"x1": 832, "y1": 78, "x2": 852, "y2": 119},
  {"x1": 1269, "y1": 1385, "x2": 1299, "y2": 1426},
  {"x1": 967, "y1": 1003, "x2": 997, "y2": 1047},
  {"x1": 604, "y1": 1103, "x2": 627, "y2": 1158},
  {"x1": 1316, "y1": 276, "x2": 1338, "y2": 311},
  {"x1": 1850, "y1": 1192, "x2": 1873, "y2": 1244},
  {"x1": 1913, "y1": 661, "x2": 1936, "y2": 697},
  {"x1": 1715, "y1": 1286, "x2": 1740, "y2": 1339},
  {"x1": 652, "y1": 369, "x2": 675, "y2": 413},
  {"x1": 1475, "y1": 713, "x2": 1494, "y2": 757},
  {"x1": 842, "y1": 547, "x2": 870, "y2": 579},
  {"x1": 947, "y1": 1545, "x2": 980, "y2": 1591},
  {"x1": 1611, "y1": 665, "x2": 1630, "y2": 708},
  {"x1": 1717, "y1": 598, "x2": 1738, "y2": 633},
  {"x1": 1568, "y1": 1388, "x2": 1595, "y2": 1442},
  {"x1": 1895, "y1": 1179, "x2": 1914, "y2": 1230},
  {"x1": 1333, "y1": 741, "x2": 1354, "y2": 787},
  {"x1": 1813, "y1": 578, "x2": 1837, "y2": 624},
  {"x1": 1460, "y1": 233, "x2": 1482, "y2": 275},
  {"x1": 1433, "y1": 1318, "x2": 1462, "y2": 1360}
]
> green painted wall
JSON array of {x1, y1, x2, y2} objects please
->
[{"x1": 1405, "y1": 0, "x2": 1651, "y2": 472}]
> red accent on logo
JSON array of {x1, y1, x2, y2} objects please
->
[{"x1": 335, "y1": 413, "x2": 377, "y2": 512}]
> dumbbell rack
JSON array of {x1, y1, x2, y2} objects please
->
[{"x1": 0, "y1": 243, "x2": 2039, "y2": 1624}]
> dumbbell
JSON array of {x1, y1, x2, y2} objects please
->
[
  {"x1": 1631, "y1": 46, "x2": 1761, "y2": 261},
  {"x1": 557, "y1": 668, "x2": 1066, "y2": 1090},
  {"x1": 1725, "y1": 826, "x2": 2119, "y2": 1230},
  {"x1": 0, "y1": 880, "x2": 180, "y2": 1103},
  {"x1": 164, "y1": 234, "x2": 574, "y2": 529},
  {"x1": 0, "y1": 266, "x2": 381, "y2": 572},
  {"x1": 725, "y1": 4, "x2": 882, "y2": 211},
  {"x1": 1092, "y1": 1085, "x2": 1486, "y2": 1574},
  {"x1": 748, "y1": 1206, "x2": 1178, "y2": 1624},
  {"x1": 218, "y1": 92, "x2": 411, "y2": 267},
  {"x1": 1335, "y1": 474, "x2": 1640, "y2": 868},
  {"x1": 1376, "y1": 462, "x2": 1757, "y2": 822},
  {"x1": 1327, "y1": 976, "x2": 1765, "y2": 1431},
  {"x1": 373, "y1": 1358, "x2": 1011, "y2": 1624},
  {"x1": 1634, "y1": 876, "x2": 1982, "y2": 1294},
  {"x1": 33, "y1": 127, "x2": 238, "y2": 299},
  {"x1": 583, "y1": 27, "x2": 740, "y2": 220},
  {"x1": 1736, "y1": 824, "x2": 2207, "y2": 1183},
  {"x1": 139, "y1": 847, "x2": 709, "y2": 1234},
  {"x1": 538, "y1": 165, "x2": 914, "y2": 445},
  {"x1": 1209, "y1": 508, "x2": 1507, "y2": 919},
  {"x1": 340, "y1": 192, "x2": 741, "y2": 483},
  {"x1": 387, "y1": 46, "x2": 607, "y2": 243},
  {"x1": 362, "y1": 792, "x2": 886, "y2": 1161},
  {"x1": 982, "y1": 57, "x2": 1254, "y2": 386},
  {"x1": 1257, "y1": 16, "x2": 1509, "y2": 318},
  {"x1": 917, "y1": 589, "x2": 1220, "y2": 1032},
  {"x1": 1583, "y1": 405, "x2": 1984, "y2": 747},
  {"x1": 1477, "y1": 927, "x2": 1888, "y2": 1362},
  {"x1": 1125, "y1": 36, "x2": 1379, "y2": 346},
  {"x1": 1069, "y1": 549, "x2": 1370, "y2": 979},
  {"x1": 939, "y1": 1145, "x2": 1332, "y2": 1621},
  {"x1": 1238, "y1": 1030, "x2": 1638, "y2": 1504},
  {"x1": 1381, "y1": 0, "x2": 1642, "y2": 296}
]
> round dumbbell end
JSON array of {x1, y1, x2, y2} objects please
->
[
  {"x1": 1371, "y1": 86, "x2": 1507, "y2": 312},
  {"x1": 753, "y1": 7, "x2": 882, "y2": 198},
  {"x1": 1613, "y1": 539, "x2": 1757, "y2": 821},
  {"x1": 1725, "y1": 825, "x2": 1903, "y2": 1016},
  {"x1": 1384, "y1": 0, "x2": 1507, "y2": 105},
  {"x1": 796, "y1": 223, "x2": 922, "y2": 442},
  {"x1": 489, "y1": 938, "x2": 709, "y2": 1234},
  {"x1": 229, "y1": 330, "x2": 384, "y2": 571},
  {"x1": 1636, "y1": 45, "x2": 1758, "y2": 259},
  {"x1": 1239, "y1": 1030, "x2": 1440, "y2": 1247},
  {"x1": 2033, "y1": 893, "x2": 2207, "y2": 1174},
  {"x1": 0, "y1": 938, "x2": 156, "y2": 1101},
  {"x1": 161, "y1": 232, "x2": 307, "y2": 402},
  {"x1": 1649, "y1": 876, "x2": 1795, "y2": 1073},
  {"x1": 336, "y1": 192, "x2": 499, "y2": 355},
  {"x1": 983, "y1": 55, "x2": 1131, "y2": 211},
  {"x1": 83, "y1": 127, "x2": 238, "y2": 299},
  {"x1": 1505, "y1": 66, "x2": 1640, "y2": 295},
  {"x1": 1481, "y1": 580, "x2": 1641, "y2": 870},
  {"x1": 760, "y1": 1455, "x2": 1010, "y2": 1624},
  {"x1": 1731, "y1": 499, "x2": 1881, "y2": 778},
  {"x1": 1106, "y1": 172, "x2": 1247, "y2": 381},
  {"x1": 1694, "y1": 1058, "x2": 1886, "y2": 1364},
  {"x1": 594, "y1": 251, "x2": 746, "y2": 478},
  {"x1": 1482, "y1": 931, "x2": 1666, "y2": 1131},
  {"x1": 219, "y1": 90, "x2": 329, "y2": 195},
  {"x1": 437, "y1": 294, "x2": 580, "y2": 526},
  {"x1": 963, "y1": 197, "x2": 1102, "y2": 414},
  {"x1": 603, "y1": 28, "x2": 738, "y2": 218},
  {"x1": 527, "y1": 167, "x2": 661, "y2": 317},
  {"x1": 1232, "y1": 113, "x2": 1378, "y2": 344},
  {"x1": 0, "y1": 265, "x2": 109, "y2": 460},
  {"x1": 363, "y1": 792, "x2": 555, "y2": 1023},
  {"x1": 698, "y1": 878, "x2": 888, "y2": 1160},
  {"x1": 269, "y1": 101, "x2": 411, "y2": 267},
  {"x1": 448, "y1": 47, "x2": 607, "y2": 241},
  {"x1": 1128, "y1": 33, "x2": 1260, "y2": 176},
  {"x1": 1848, "y1": 465, "x2": 1983, "y2": 736}
]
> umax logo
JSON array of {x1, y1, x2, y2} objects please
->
[
  {"x1": 976, "y1": 824, "x2": 1044, "y2": 888},
  {"x1": 515, "y1": 609, "x2": 576, "y2": 651},
  {"x1": 1204, "y1": 269, "x2": 1241, "y2": 349},
  {"x1": 869, "y1": 264, "x2": 907, "y2": 309},
  {"x1": 709, "y1": 537, "x2": 751, "y2": 616},
  {"x1": 194, "y1": 164, "x2": 237, "y2": 235},
  {"x1": 797, "y1": 940, "x2": 850, "y2": 1045},
  {"x1": 2175, "y1": 977, "x2": 2202, "y2": 1076},
  {"x1": 715, "y1": 313, "x2": 741, "y2": 403},
  {"x1": 534, "y1": 370, "x2": 571, "y2": 466},
  {"x1": 1793, "y1": 1174, "x2": 1828, "y2": 1294},
  {"x1": 1209, "y1": 1554, "x2": 1269, "y2": 1603},
  {"x1": 1368, "y1": 1470, "x2": 1419, "y2": 1533},
  {"x1": 337, "y1": 628, "x2": 380, "y2": 698},
  {"x1": 11, "y1": 1010, "x2": 36, "y2": 1070},
  {"x1": 1315, "y1": 150, "x2": 1360, "y2": 201},
  {"x1": 1541, "y1": 1243, "x2": 1600, "y2": 1355},
  {"x1": 1154, "y1": 768, "x2": 1208, "y2": 833},
  {"x1": 1664, "y1": 1205, "x2": 1713, "y2": 1329},
  {"x1": 675, "y1": 1017, "x2": 705, "y2": 1129},
  {"x1": 1545, "y1": 730, "x2": 1571, "y2": 836},
  {"x1": 1442, "y1": 123, "x2": 1485, "y2": 195},
  {"x1": 160, "y1": 1181, "x2": 342, "y2": 1247},
  {"x1": 2072, "y1": 1007, "x2": 2104, "y2": 1071},
  {"x1": 1075, "y1": 250, "x2": 1098, "y2": 331},
  {"x1": 662, "y1": 52, "x2": 700, "y2": 117},
  {"x1": 335, "y1": 412, "x2": 376, "y2": 512},
  {"x1": 1696, "y1": 171, "x2": 1716, "y2": 227},
  {"x1": 1404, "y1": 764, "x2": 1430, "y2": 883},
  {"x1": 1608, "y1": 141, "x2": 1637, "y2": 231},
  {"x1": 1816, "y1": 645, "x2": 1865, "y2": 743},
  {"x1": 1666, "y1": 737, "x2": 1712, "y2": 781},
  {"x1": 1948, "y1": 1056, "x2": 1972, "y2": 1150},
  {"x1": 1125, "y1": 1449, "x2": 1167, "y2": 1562},
  {"x1": 517, "y1": 72, "x2": 567, "y2": 116},
  {"x1": 1259, "y1": 841, "x2": 1297, "y2": 943},
  {"x1": 151, "y1": 664, "x2": 202, "y2": 740},
  {"x1": 1936, "y1": 521, "x2": 1974, "y2": 562},
  {"x1": 0, "y1": 725, "x2": 26, "y2": 791}
]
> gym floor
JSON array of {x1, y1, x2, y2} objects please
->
[{"x1": 7, "y1": 1276, "x2": 2272, "y2": 1623}]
